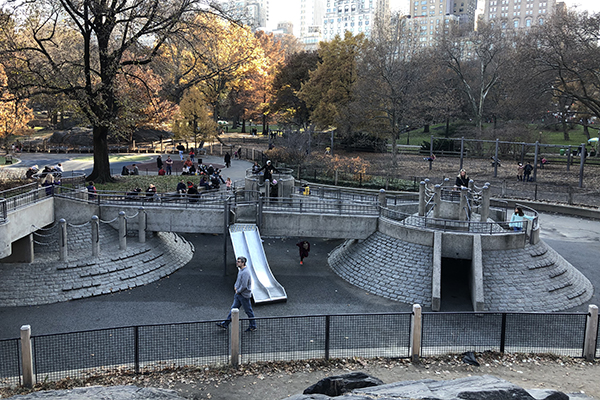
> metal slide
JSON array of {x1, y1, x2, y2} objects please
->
[{"x1": 229, "y1": 224, "x2": 287, "y2": 303}]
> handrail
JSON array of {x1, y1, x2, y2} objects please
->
[{"x1": 380, "y1": 206, "x2": 529, "y2": 235}]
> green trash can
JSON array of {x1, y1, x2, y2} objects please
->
[{"x1": 560, "y1": 148, "x2": 565, "y2": 156}]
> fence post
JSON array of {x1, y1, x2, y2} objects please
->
[
  {"x1": 230, "y1": 308, "x2": 240, "y2": 366},
  {"x1": 433, "y1": 185, "x2": 441, "y2": 219},
  {"x1": 20, "y1": 325, "x2": 35, "y2": 388},
  {"x1": 418, "y1": 181, "x2": 426, "y2": 216},
  {"x1": 579, "y1": 143, "x2": 585, "y2": 188},
  {"x1": 91, "y1": 215, "x2": 100, "y2": 257},
  {"x1": 583, "y1": 304, "x2": 598, "y2": 361},
  {"x1": 567, "y1": 145, "x2": 572, "y2": 171},
  {"x1": 378, "y1": 189, "x2": 387, "y2": 208},
  {"x1": 335, "y1": 170, "x2": 338, "y2": 186},
  {"x1": 119, "y1": 211, "x2": 127, "y2": 250},
  {"x1": 138, "y1": 207, "x2": 146, "y2": 243},
  {"x1": 59, "y1": 218, "x2": 67, "y2": 261},
  {"x1": 460, "y1": 137, "x2": 464, "y2": 171},
  {"x1": 410, "y1": 304, "x2": 422, "y2": 362},
  {"x1": 481, "y1": 185, "x2": 490, "y2": 222},
  {"x1": 533, "y1": 141, "x2": 539, "y2": 182},
  {"x1": 494, "y1": 139, "x2": 499, "y2": 178},
  {"x1": 325, "y1": 315, "x2": 331, "y2": 360}
]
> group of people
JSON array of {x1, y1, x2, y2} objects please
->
[
  {"x1": 516, "y1": 162, "x2": 534, "y2": 182},
  {"x1": 121, "y1": 164, "x2": 139, "y2": 176}
]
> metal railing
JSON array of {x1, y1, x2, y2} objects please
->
[
  {"x1": 2, "y1": 309, "x2": 597, "y2": 387},
  {"x1": 263, "y1": 197, "x2": 380, "y2": 216},
  {"x1": 380, "y1": 206, "x2": 529, "y2": 234}
]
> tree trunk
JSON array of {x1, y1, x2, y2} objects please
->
[
  {"x1": 583, "y1": 124, "x2": 590, "y2": 140},
  {"x1": 423, "y1": 124, "x2": 430, "y2": 133},
  {"x1": 562, "y1": 117, "x2": 570, "y2": 141},
  {"x1": 87, "y1": 125, "x2": 114, "y2": 183}
]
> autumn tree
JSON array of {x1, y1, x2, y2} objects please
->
[
  {"x1": 0, "y1": 0, "x2": 222, "y2": 182},
  {"x1": 158, "y1": 14, "x2": 262, "y2": 124},
  {"x1": 271, "y1": 50, "x2": 319, "y2": 130},
  {"x1": 0, "y1": 63, "x2": 32, "y2": 141},
  {"x1": 299, "y1": 32, "x2": 368, "y2": 140},
  {"x1": 172, "y1": 87, "x2": 217, "y2": 148}
]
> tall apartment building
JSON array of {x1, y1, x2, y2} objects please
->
[
  {"x1": 299, "y1": 0, "x2": 326, "y2": 49},
  {"x1": 322, "y1": 0, "x2": 391, "y2": 41},
  {"x1": 228, "y1": 0, "x2": 270, "y2": 30},
  {"x1": 407, "y1": 0, "x2": 473, "y2": 46},
  {"x1": 479, "y1": 0, "x2": 556, "y2": 29}
]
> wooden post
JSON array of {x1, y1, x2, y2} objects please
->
[
  {"x1": 410, "y1": 304, "x2": 422, "y2": 362},
  {"x1": 230, "y1": 309, "x2": 240, "y2": 366},
  {"x1": 20, "y1": 325, "x2": 35, "y2": 388}
]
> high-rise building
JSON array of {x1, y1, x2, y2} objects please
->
[
  {"x1": 227, "y1": 0, "x2": 270, "y2": 31},
  {"x1": 407, "y1": 0, "x2": 465, "y2": 46},
  {"x1": 322, "y1": 0, "x2": 391, "y2": 41},
  {"x1": 479, "y1": 0, "x2": 556, "y2": 29}
]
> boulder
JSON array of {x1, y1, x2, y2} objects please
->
[
  {"x1": 287, "y1": 375, "x2": 589, "y2": 400},
  {"x1": 5, "y1": 385, "x2": 186, "y2": 400},
  {"x1": 303, "y1": 372, "x2": 384, "y2": 396}
]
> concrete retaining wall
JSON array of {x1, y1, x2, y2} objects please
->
[
  {"x1": 261, "y1": 212, "x2": 378, "y2": 239},
  {"x1": 0, "y1": 198, "x2": 54, "y2": 259}
]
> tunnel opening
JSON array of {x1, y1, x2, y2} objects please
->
[{"x1": 440, "y1": 257, "x2": 472, "y2": 311}]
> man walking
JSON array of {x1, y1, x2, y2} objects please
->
[{"x1": 216, "y1": 256, "x2": 257, "y2": 332}]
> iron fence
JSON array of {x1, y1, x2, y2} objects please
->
[
  {"x1": 0, "y1": 338, "x2": 20, "y2": 386},
  {"x1": 379, "y1": 207, "x2": 529, "y2": 235},
  {"x1": 2, "y1": 310, "x2": 597, "y2": 388},
  {"x1": 263, "y1": 198, "x2": 380, "y2": 216}
]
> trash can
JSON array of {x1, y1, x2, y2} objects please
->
[{"x1": 560, "y1": 149, "x2": 565, "y2": 156}]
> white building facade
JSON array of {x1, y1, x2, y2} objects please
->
[{"x1": 322, "y1": 0, "x2": 391, "y2": 40}]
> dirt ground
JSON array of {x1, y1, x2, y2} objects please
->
[{"x1": 2, "y1": 354, "x2": 598, "y2": 399}]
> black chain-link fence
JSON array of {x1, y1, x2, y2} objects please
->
[{"x1": 2, "y1": 310, "x2": 596, "y2": 387}]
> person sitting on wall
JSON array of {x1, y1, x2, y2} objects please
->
[
  {"x1": 131, "y1": 164, "x2": 139, "y2": 175},
  {"x1": 121, "y1": 165, "x2": 130, "y2": 175}
]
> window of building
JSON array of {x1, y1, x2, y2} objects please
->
[
  {"x1": 525, "y1": 18, "x2": 531, "y2": 26},
  {"x1": 513, "y1": 20, "x2": 519, "y2": 27}
]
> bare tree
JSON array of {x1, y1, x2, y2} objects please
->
[{"x1": 435, "y1": 21, "x2": 513, "y2": 136}]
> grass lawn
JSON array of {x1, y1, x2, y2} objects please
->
[{"x1": 95, "y1": 175, "x2": 192, "y2": 193}]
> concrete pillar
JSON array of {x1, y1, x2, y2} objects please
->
[
  {"x1": 468, "y1": 179, "x2": 474, "y2": 192},
  {"x1": 138, "y1": 207, "x2": 146, "y2": 243},
  {"x1": 91, "y1": 216, "x2": 99, "y2": 257},
  {"x1": 459, "y1": 187, "x2": 468, "y2": 221},
  {"x1": 59, "y1": 218, "x2": 67, "y2": 261},
  {"x1": 471, "y1": 235, "x2": 485, "y2": 312},
  {"x1": 431, "y1": 232, "x2": 442, "y2": 311},
  {"x1": 378, "y1": 189, "x2": 387, "y2": 208},
  {"x1": 118, "y1": 211, "x2": 126, "y2": 250},
  {"x1": 433, "y1": 185, "x2": 441, "y2": 219},
  {"x1": 20, "y1": 325, "x2": 35, "y2": 388},
  {"x1": 410, "y1": 304, "x2": 422, "y2": 362},
  {"x1": 583, "y1": 304, "x2": 598, "y2": 361},
  {"x1": 230, "y1": 308, "x2": 240, "y2": 366},
  {"x1": 3, "y1": 234, "x2": 34, "y2": 263},
  {"x1": 418, "y1": 181, "x2": 426, "y2": 217},
  {"x1": 481, "y1": 185, "x2": 490, "y2": 222}
]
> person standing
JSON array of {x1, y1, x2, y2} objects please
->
[
  {"x1": 86, "y1": 181, "x2": 97, "y2": 200},
  {"x1": 177, "y1": 143, "x2": 185, "y2": 161},
  {"x1": 156, "y1": 155, "x2": 163, "y2": 171},
  {"x1": 165, "y1": 156, "x2": 173, "y2": 175},
  {"x1": 454, "y1": 169, "x2": 469, "y2": 188},
  {"x1": 523, "y1": 162, "x2": 533, "y2": 182},
  {"x1": 296, "y1": 240, "x2": 310, "y2": 265},
  {"x1": 224, "y1": 152, "x2": 231, "y2": 168},
  {"x1": 216, "y1": 256, "x2": 256, "y2": 332},
  {"x1": 258, "y1": 160, "x2": 278, "y2": 183}
]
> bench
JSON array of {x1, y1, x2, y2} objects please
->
[{"x1": 4, "y1": 155, "x2": 12, "y2": 164}]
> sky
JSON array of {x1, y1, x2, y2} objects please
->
[{"x1": 268, "y1": 0, "x2": 600, "y2": 33}]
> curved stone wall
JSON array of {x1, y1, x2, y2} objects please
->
[
  {"x1": 0, "y1": 225, "x2": 194, "y2": 307},
  {"x1": 482, "y1": 241, "x2": 593, "y2": 311},
  {"x1": 328, "y1": 230, "x2": 593, "y2": 312},
  {"x1": 329, "y1": 232, "x2": 434, "y2": 306}
]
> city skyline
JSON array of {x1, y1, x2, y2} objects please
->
[{"x1": 267, "y1": 0, "x2": 600, "y2": 35}]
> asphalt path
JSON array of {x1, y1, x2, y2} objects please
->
[{"x1": 0, "y1": 154, "x2": 599, "y2": 341}]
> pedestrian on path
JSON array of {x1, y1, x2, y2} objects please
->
[
  {"x1": 165, "y1": 156, "x2": 173, "y2": 175},
  {"x1": 296, "y1": 240, "x2": 310, "y2": 265},
  {"x1": 216, "y1": 256, "x2": 256, "y2": 332},
  {"x1": 156, "y1": 155, "x2": 163, "y2": 170}
]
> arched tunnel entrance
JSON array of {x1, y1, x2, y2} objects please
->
[{"x1": 440, "y1": 257, "x2": 473, "y2": 311}]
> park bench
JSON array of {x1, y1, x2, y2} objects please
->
[{"x1": 4, "y1": 155, "x2": 12, "y2": 164}]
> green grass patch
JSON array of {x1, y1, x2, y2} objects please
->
[
  {"x1": 95, "y1": 175, "x2": 190, "y2": 193},
  {"x1": 75, "y1": 154, "x2": 155, "y2": 163}
]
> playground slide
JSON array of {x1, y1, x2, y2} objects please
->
[{"x1": 229, "y1": 224, "x2": 287, "y2": 303}]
